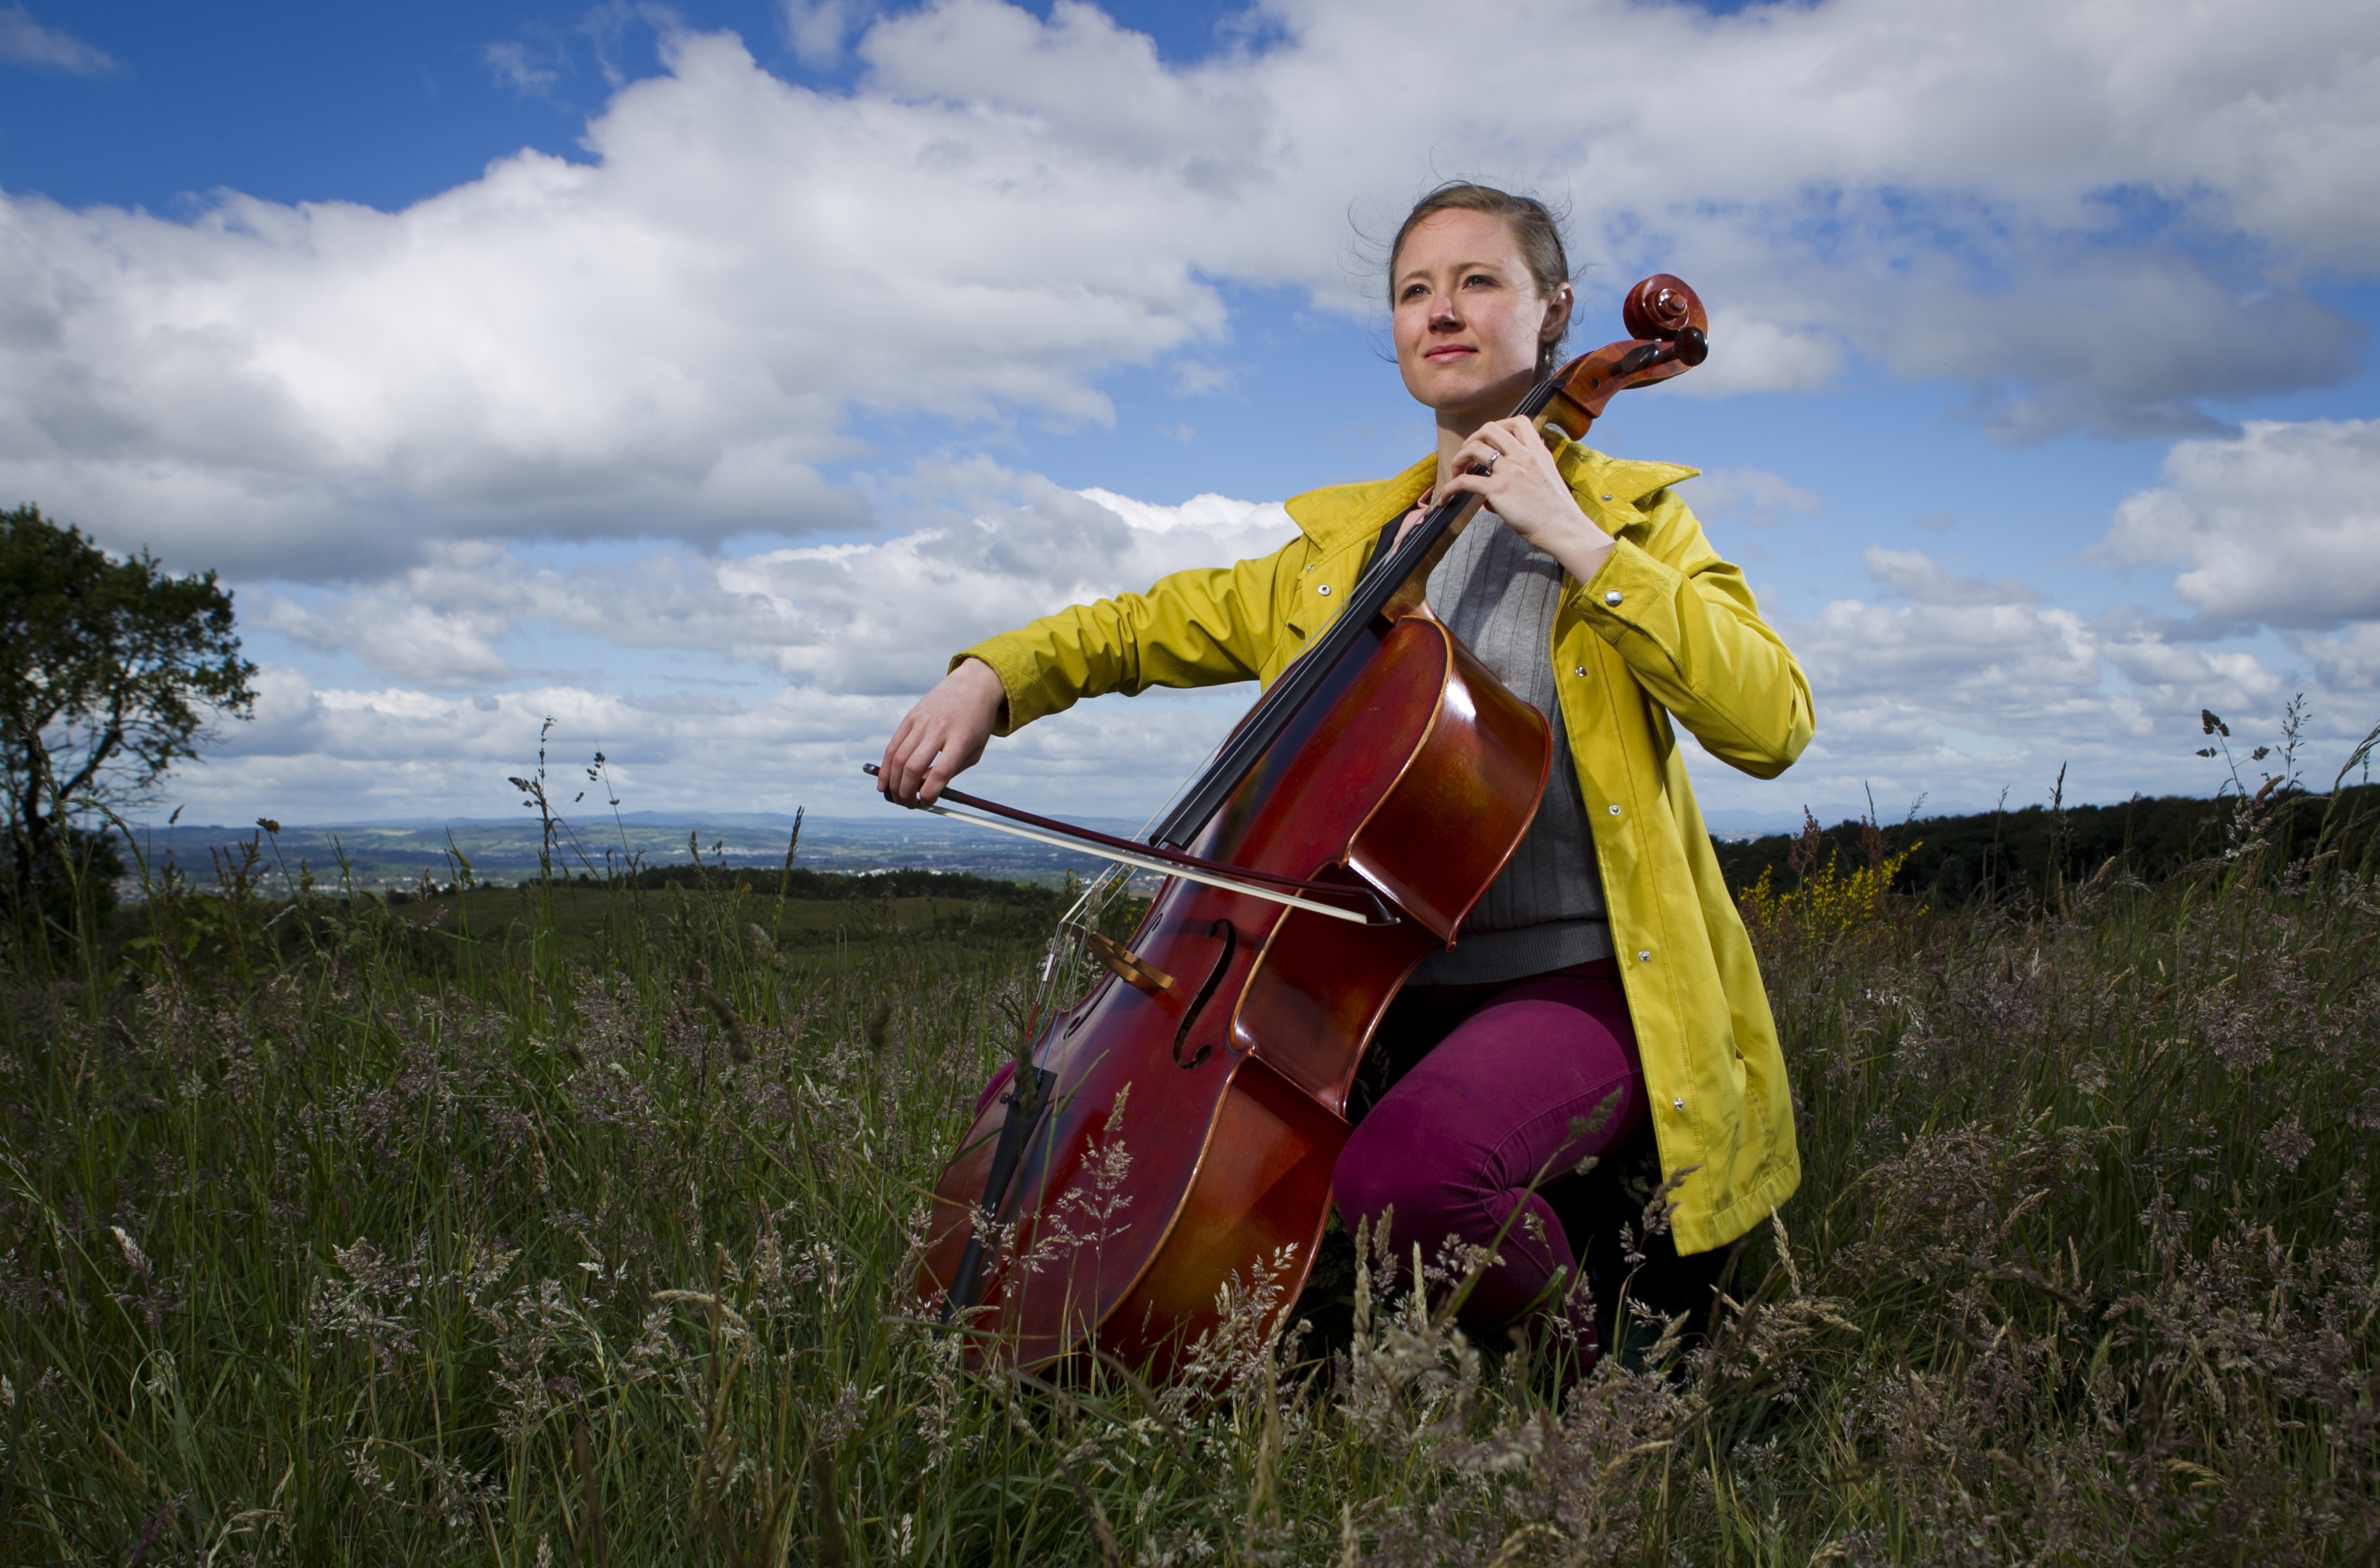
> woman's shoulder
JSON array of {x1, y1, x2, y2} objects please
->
[
  {"x1": 1281, "y1": 454, "x2": 1437, "y2": 553},
  {"x1": 1554, "y1": 440, "x2": 1700, "y2": 510}
]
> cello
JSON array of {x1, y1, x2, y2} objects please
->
[{"x1": 884, "y1": 275, "x2": 1710, "y2": 1378}]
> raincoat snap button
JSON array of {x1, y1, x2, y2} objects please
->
[
  {"x1": 1607, "y1": 804, "x2": 1621, "y2": 817},
  {"x1": 1316, "y1": 584, "x2": 1330, "y2": 596},
  {"x1": 1672, "y1": 1097, "x2": 1685, "y2": 1111},
  {"x1": 1637, "y1": 950, "x2": 1652, "y2": 963},
  {"x1": 1604, "y1": 589, "x2": 1623, "y2": 607},
  {"x1": 1602, "y1": 494, "x2": 1613, "y2": 501},
  {"x1": 1573, "y1": 666, "x2": 1586, "y2": 677}
]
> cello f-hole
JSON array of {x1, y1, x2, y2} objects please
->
[{"x1": 1173, "y1": 918, "x2": 1239, "y2": 1070}]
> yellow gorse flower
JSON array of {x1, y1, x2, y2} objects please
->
[{"x1": 1740, "y1": 842, "x2": 1924, "y2": 942}]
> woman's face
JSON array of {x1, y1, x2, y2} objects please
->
[{"x1": 1392, "y1": 208, "x2": 1571, "y2": 422}]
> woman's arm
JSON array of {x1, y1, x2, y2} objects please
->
[
  {"x1": 1570, "y1": 485, "x2": 1814, "y2": 778},
  {"x1": 876, "y1": 542, "x2": 1301, "y2": 806},
  {"x1": 1437, "y1": 417, "x2": 1812, "y2": 777}
]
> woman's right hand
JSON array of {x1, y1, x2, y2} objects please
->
[{"x1": 878, "y1": 658, "x2": 1008, "y2": 806}]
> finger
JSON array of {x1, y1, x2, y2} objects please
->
[
  {"x1": 923, "y1": 722, "x2": 989, "y2": 804},
  {"x1": 913, "y1": 722, "x2": 958, "y2": 798},
  {"x1": 921, "y1": 745, "x2": 966, "y2": 805},
  {"x1": 879, "y1": 716, "x2": 917, "y2": 793},
  {"x1": 892, "y1": 726, "x2": 942, "y2": 804}
]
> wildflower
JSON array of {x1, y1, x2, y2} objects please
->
[{"x1": 110, "y1": 1226, "x2": 152, "y2": 1279}]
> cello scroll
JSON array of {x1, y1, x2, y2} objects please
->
[{"x1": 1539, "y1": 273, "x2": 1710, "y2": 443}]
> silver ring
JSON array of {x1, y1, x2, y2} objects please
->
[{"x1": 1478, "y1": 452, "x2": 1498, "y2": 475}]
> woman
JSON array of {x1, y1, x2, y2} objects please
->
[{"x1": 878, "y1": 184, "x2": 1813, "y2": 1349}]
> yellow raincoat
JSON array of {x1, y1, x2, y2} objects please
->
[{"x1": 955, "y1": 439, "x2": 1814, "y2": 1254}]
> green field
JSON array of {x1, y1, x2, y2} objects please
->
[{"x1": 2, "y1": 795, "x2": 2376, "y2": 1564}]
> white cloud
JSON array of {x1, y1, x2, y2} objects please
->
[
  {"x1": 1666, "y1": 316, "x2": 1844, "y2": 400},
  {"x1": 183, "y1": 464, "x2": 2380, "y2": 824},
  {"x1": 179, "y1": 655, "x2": 1255, "y2": 827},
  {"x1": 1862, "y1": 546, "x2": 2042, "y2": 607},
  {"x1": 782, "y1": 0, "x2": 881, "y2": 66},
  {"x1": 1717, "y1": 588, "x2": 2305, "y2": 814},
  {"x1": 481, "y1": 39, "x2": 561, "y2": 97},
  {"x1": 2095, "y1": 418, "x2": 2380, "y2": 628},
  {"x1": 2298, "y1": 623, "x2": 2380, "y2": 694},
  {"x1": 1796, "y1": 597, "x2": 2108, "y2": 740},
  {"x1": 240, "y1": 470, "x2": 1297, "y2": 697},
  {"x1": 1, "y1": 0, "x2": 2374, "y2": 587},
  {"x1": 1692, "y1": 467, "x2": 1822, "y2": 532},
  {"x1": 0, "y1": 4, "x2": 114, "y2": 73},
  {"x1": 256, "y1": 581, "x2": 518, "y2": 689},
  {"x1": 706, "y1": 469, "x2": 1297, "y2": 693}
]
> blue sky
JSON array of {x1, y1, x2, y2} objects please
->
[{"x1": 6, "y1": 0, "x2": 2378, "y2": 830}]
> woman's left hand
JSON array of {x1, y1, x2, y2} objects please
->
[{"x1": 1440, "y1": 417, "x2": 1616, "y2": 584}]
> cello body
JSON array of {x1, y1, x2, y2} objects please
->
[{"x1": 917, "y1": 613, "x2": 1549, "y2": 1375}]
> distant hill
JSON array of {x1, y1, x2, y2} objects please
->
[
  {"x1": 1710, "y1": 786, "x2": 2380, "y2": 902},
  {"x1": 120, "y1": 788, "x2": 2379, "y2": 905}
]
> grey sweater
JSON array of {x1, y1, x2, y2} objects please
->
[{"x1": 1409, "y1": 514, "x2": 1613, "y2": 984}]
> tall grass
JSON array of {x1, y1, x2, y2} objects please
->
[{"x1": 2, "y1": 791, "x2": 2376, "y2": 1564}]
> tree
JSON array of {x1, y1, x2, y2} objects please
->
[{"x1": 1, "y1": 504, "x2": 258, "y2": 913}]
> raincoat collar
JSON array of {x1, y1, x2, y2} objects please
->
[{"x1": 1282, "y1": 438, "x2": 1700, "y2": 552}]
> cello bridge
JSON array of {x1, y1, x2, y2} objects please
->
[{"x1": 1064, "y1": 923, "x2": 1175, "y2": 995}]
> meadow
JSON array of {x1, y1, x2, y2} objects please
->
[{"x1": 1, "y1": 780, "x2": 2376, "y2": 1566}]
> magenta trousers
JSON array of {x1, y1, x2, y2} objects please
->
[{"x1": 1332, "y1": 959, "x2": 1648, "y2": 1333}]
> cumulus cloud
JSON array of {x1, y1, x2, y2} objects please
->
[
  {"x1": 184, "y1": 654, "x2": 1256, "y2": 826},
  {"x1": 2095, "y1": 418, "x2": 2380, "y2": 628},
  {"x1": 782, "y1": 0, "x2": 880, "y2": 66},
  {"x1": 212, "y1": 459, "x2": 2374, "y2": 824},
  {"x1": 1743, "y1": 587, "x2": 2311, "y2": 814},
  {"x1": 177, "y1": 457, "x2": 2380, "y2": 824},
  {"x1": 0, "y1": 25, "x2": 1228, "y2": 578},
  {"x1": 1862, "y1": 547, "x2": 2042, "y2": 607},
  {"x1": 245, "y1": 470, "x2": 1298, "y2": 695},
  {"x1": 2298, "y1": 624, "x2": 2380, "y2": 695},
  {"x1": 1702, "y1": 527, "x2": 2373, "y2": 814},
  {"x1": 1797, "y1": 597, "x2": 2108, "y2": 742},
  {"x1": 3, "y1": 0, "x2": 2376, "y2": 586}
]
